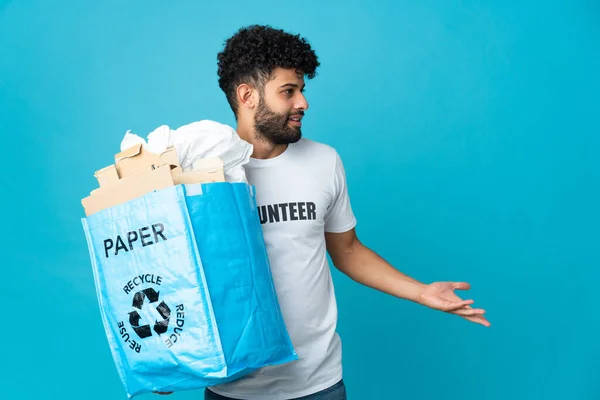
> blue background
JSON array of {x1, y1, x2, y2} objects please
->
[{"x1": 1, "y1": 1, "x2": 599, "y2": 399}]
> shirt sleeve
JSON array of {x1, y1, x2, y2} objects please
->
[{"x1": 324, "y1": 151, "x2": 357, "y2": 233}]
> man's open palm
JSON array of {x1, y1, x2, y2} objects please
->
[{"x1": 419, "y1": 282, "x2": 491, "y2": 327}]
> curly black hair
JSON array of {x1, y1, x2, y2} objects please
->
[{"x1": 217, "y1": 24, "x2": 320, "y2": 115}]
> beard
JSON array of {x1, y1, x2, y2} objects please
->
[{"x1": 254, "y1": 96, "x2": 303, "y2": 145}]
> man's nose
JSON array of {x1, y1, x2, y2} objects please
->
[{"x1": 295, "y1": 93, "x2": 309, "y2": 111}]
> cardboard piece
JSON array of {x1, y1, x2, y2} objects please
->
[
  {"x1": 82, "y1": 145, "x2": 227, "y2": 216},
  {"x1": 94, "y1": 165, "x2": 119, "y2": 188},
  {"x1": 82, "y1": 165, "x2": 175, "y2": 216},
  {"x1": 114, "y1": 144, "x2": 182, "y2": 179},
  {"x1": 174, "y1": 158, "x2": 225, "y2": 184}
]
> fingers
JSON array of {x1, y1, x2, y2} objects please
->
[
  {"x1": 452, "y1": 282, "x2": 471, "y2": 291},
  {"x1": 455, "y1": 305, "x2": 491, "y2": 327},
  {"x1": 442, "y1": 299, "x2": 474, "y2": 311},
  {"x1": 464, "y1": 314, "x2": 491, "y2": 327},
  {"x1": 451, "y1": 306, "x2": 486, "y2": 317},
  {"x1": 444, "y1": 302, "x2": 490, "y2": 326}
]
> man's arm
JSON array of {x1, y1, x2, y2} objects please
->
[{"x1": 325, "y1": 228, "x2": 490, "y2": 327}]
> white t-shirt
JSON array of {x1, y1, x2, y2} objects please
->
[{"x1": 208, "y1": 138, "x2": 357, "y2": 399}]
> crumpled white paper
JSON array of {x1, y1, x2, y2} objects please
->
[{"x1": 121, "y1": 120, "x2": 253, "y2": 183}]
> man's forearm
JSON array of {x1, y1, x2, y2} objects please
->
[{"x1": 331, "y1": 241, "x2": 427, "y2": 303}]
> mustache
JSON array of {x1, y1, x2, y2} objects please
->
[{"x1": 288, "y1": 111, "x2": 305, "y2": 117}]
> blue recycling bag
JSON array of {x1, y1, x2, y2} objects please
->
[{"x1": 82, "y1": 183, "x2": 296, "y2": 398}]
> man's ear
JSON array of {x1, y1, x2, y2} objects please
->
[{"x1": 237, "y1": 83, "x2": 259, "y2": 110}]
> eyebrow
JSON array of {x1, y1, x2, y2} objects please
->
[{"x1": 279, "y1": 83, "x2": 305, "y2": 89}]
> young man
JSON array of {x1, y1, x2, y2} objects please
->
[{"x1": 204, "y1": 25, "x2": 489, "y2": 400}]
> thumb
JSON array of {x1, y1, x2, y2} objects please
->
[{"x1": 452, "y1": 282, "x2": 471, "y2": 291}]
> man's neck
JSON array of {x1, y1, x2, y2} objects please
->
[{"x1": 236, "y1": 123, "x2": 288, "y2": 160}]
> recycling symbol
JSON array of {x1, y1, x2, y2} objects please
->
[{"x1": 128, "y1": 288, "x2": 171, "y2": 339}]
